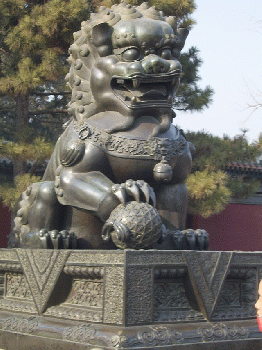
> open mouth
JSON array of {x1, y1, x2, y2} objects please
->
[{"x1": 111, "y1": 72, "x2": 180, "y2": 108}]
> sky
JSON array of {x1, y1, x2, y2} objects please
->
[{"x1": 176, "y1": 0, "x2": 262, "y2": 143}]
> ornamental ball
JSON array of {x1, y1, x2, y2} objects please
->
[{"x1": 105, "y1": 201, "x2": 163, "y2": 249}]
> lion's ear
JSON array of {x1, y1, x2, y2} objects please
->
[{"x1": 91, "y1": 22, "x2": 113, "y2": 56}]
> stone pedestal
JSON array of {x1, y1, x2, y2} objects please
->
[{"x1": 0, "y1": 249, "x2": 261, "y2": 349}]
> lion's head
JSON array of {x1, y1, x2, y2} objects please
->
[{"x1": 66, "y1": 2, "x2": 188, "y2": 135}]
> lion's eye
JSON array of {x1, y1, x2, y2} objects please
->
[
  {"x1": 159, "y1": 48, "x2": 172, "y2": 60},
  {"x1": 122, "y1": 48, "x2": 140, "y2": 61}
]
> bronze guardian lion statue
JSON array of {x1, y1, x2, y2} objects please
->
[{"x1": 13, "y1": 2, "x2": 208, "y2": 250}]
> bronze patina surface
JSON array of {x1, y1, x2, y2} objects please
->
[
  {"x1": 0, "y1": 249, "x2": 261, "y2": 349},
  {"x1": 12, "y1": 2, "x2": 207, "y2": 251},
  {"x1": 5, "y1": 3, "x2": 260, "y2": 350}
]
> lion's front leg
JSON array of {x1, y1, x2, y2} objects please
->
[
  {"x1": 155, "y1": 183, "x2": 188, "y2": 232},
  {"x1": 154, "y1": 183, "x2": 208, "y2": 250},
  {"x1": 14, "y1": 181, "x2": 66, "y2": 248},
  {"x1": 54, "y1": 166, "x2": 120, "y2": 222}
]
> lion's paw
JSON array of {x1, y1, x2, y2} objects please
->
[
  {"x1": 111, "y1": 179, "x2": 156, "y2": 207},
  {"x1": 172, "y1": 229, "x2": 209, "y2": 250},
  {"x1": 39, "y1": 229, "x2": 77, "y2": 249}
]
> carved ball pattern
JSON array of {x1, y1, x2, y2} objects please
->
[{"x1": 107, "y1": 201, "x2": 162, "y2": 249}]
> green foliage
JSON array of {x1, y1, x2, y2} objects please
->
[
  {"x1": 0, "y1": 137, "x2": 54, "y2": 161},
  {"x1": 0, "y1": 0, "x2": 86, "y2": 209},
  {"x1": 186, "y1": 130, "x2": 262, "y2": 172},
  {"x1": 227, "y1": 177, "x2": 260, "y2": 200},
  {"x1": 185, "y1": 130, "x2": 262, "y2": 217},
  {"x1": 0, "y1": 0, "x2": 90, "y2": 95},
  {"x1": 176, "y1": 47, "x2": 214, "y2": 111},
  {"x1": 0, "y1": 174, "x2": 41, "y2": 209},
  {"x1": 186, "y1": 169, "x2": 231, "y2": 218},
  {"x1": 0, "y1": 137, "x2": 54, "y2": 207}
]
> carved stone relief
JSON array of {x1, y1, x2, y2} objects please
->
[
  {"x1": 0, "y1": 298, "x2": 37, "y2": 313},
  {"x1": 1, "y1": 316, "x2": 38, "y2": 334},
  {"x1": 0, "y1": 250, "x2": 19, "y2": 262},
  {"x1": 6, "y1": 272, "x2": 32, "y2": 300},
  {"x1": 126, "y1": 267, "x2": 153, "y2": 325},
  {"x1": 198, "y1": 322, "x2": 248, "y2": 342},
  {"x1": 67, "y1": 252, "x2": 124, "y2": 265},
  {"x1": 216, "y1": 280, "x2": 241, "y2": 307},
  {"x1": 183, "y1": 251, "x2": 232, "y2": 320},
  {"x1": 0, "y1": 263, "x2": 22, "y2": 273},
  {"x1": 63, "y1": 265, "x2": 104, "y2": 279},
  {"x1": 103, "y1": 266, "x2": 125, "y2": 325},
  {"x1": 45, "y1": 305, "x2": 102, "y2": 322},
  {"x1": 16, "y1": 249, "x2": 69, "y2": 314},
  {"x1": 62, "y1": 323, "x2": 96, "y2": 343},
  {"x1": 125, "y1": 251, "x2": 184, "y2": 265},
  {"x1": 154, "y1": 282, "x2": 191, "y2": 309},
  {"x1": 65, "y1": 279, "x2": 103, "y2": 308},
  {"x1": 212, "y1": 268, "x2": 257, "y2": 320},
  {"x1": 153, "y1": 281, "x2": 204, "y2": 322},
  {"x1": 0, "y1": 273, "x2": 4, "y2": 297},
  {"x1": 153, "y1": 265, "x2": 204, "y2": 323},
  {"x1": 231, "y1": 252, "x2": 262, "y2": 265},
  {"x1": 126, "y1": 326, "x2": 184, "y2": 348},
  {"x1": 154, "y1": 267, "x2": 186, "y2": 280},
  {"x1": 61, "y1": 323, "x2": 184, "y2": 348},
  {"x1": 258, "y1": 266, "x2": 262, "y2": 282}
]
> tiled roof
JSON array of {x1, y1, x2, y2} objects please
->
[{"x1": 224, "y1": 161, "x2": 262, "y2": 179}]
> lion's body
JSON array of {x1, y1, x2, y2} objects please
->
[{"x1": 13, "y1": 2, "x2": 193, "y2": 249}]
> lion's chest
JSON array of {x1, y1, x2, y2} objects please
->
[
  {"x1": 108, "y1": 156, "x2": 161, "y2": 183},
  {"x1": 73, "y1": 121, "x2": 188, "y2": 184},
  {"x1": 103, "y1": 133, "x2": 187, "y2": 184}
]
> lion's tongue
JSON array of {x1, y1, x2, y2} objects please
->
[
  {"x1": 140, "y1": 90, "x2": 166, "y2": 100},
  {"x1": 135, "y1": 83, "x2": 167, "y2": 97}
]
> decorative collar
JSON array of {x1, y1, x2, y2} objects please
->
[{"x1": 74, "y1": 121, "x2": 187, "y2": 161}]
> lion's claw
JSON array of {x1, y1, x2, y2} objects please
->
[
  {"x1": 125, "y1": 179, "x2": 140, "y2": 202},
  {"x1": 39, "y1": 229, "x2": 50, "y2": 249},
  {"x1": 111, "y1": 179, "x2": 156, "y2": 207},
  {"x1": 39, "y1": 229, "x2": 77, "y2": 249},
  {"x1": 170, "y1": 229, "x2": 209, "y2": 250},
  {"x1": 111, "y1": 184, "x2": 126, "y2": 205},
  {"x1": 137, "y1": 180, "x2": 156, "y2": 207}
]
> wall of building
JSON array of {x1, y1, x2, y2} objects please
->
[
  {"x1": 0, "y1": 202, "x2": 10, "y2": 248},
  {"x1": 191, "y1": 203, "x2": 262, "y2": 251}
]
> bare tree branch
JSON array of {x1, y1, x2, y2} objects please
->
[
  {"x1": 33, "y1": 118, "x2": 64, "y2": 124},
  {"x1": 30, "y1": 91, "x2": 70, "y2": 96},
  {"x1": 243, "y1": 80, "x2": 262, "y2": 122},
  {"x1": 28, "y1": 109, "x2": 68, "y2": 115}
]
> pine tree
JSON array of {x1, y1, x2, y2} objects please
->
[
  {"x1": 177, "y1": 47, "x2": 213, "y2": 111},
  {"x1": 0, "y1": 0, "x2": 90, "y2": 206},
  {"x1": 185, "y1": 130, "x2": 262, "y2": 217}
]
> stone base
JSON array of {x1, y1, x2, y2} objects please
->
[
  {"x1": 0, "y1": 312, "x2": 261, "y2": 349},
  {"x1": 0, "y1": 249, "x2": 261, "y2": 349}
]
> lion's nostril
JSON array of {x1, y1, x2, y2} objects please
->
[{"x1": 142, "y1": 55, "x2": 170, "y2": 74}]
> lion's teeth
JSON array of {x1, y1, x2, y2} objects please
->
[{"x1": 133, "y1": 79, "x2": 140, "y2": 89}]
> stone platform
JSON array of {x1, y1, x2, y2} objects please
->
[{"x1": 0, "y1": 249, "x2": 261, "y2": 349}]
